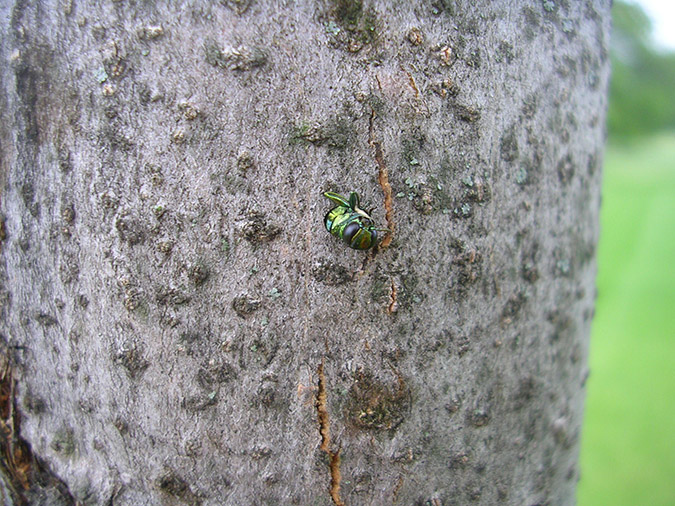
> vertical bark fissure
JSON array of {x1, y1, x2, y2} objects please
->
[
  {"x1": 315, "y1": 360, "x2": 344, "y2": 506},
  {"x1": 368, "y1": 109, "x2": 394, "y2": 248},
  {"x1": 373, "y1": 140, "x2": 394, "y2": 248},
  {"x1": 387, "y1": 278, "x2": 398, "y2": 315}
]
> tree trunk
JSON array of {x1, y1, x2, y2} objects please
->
[{"x1": 0, "y1": 1, "x2": 609, "y2": 504}]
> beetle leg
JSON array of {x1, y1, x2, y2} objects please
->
[
  {"x1": 323, "y1": 191, "x2": 350, "y2": 207},
  {"x1": 349, "y1": 192, "x2": 360, "y2": 209}
]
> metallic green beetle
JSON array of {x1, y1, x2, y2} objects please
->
[{"x1": 323, "y1": 191, "x2": 386, "y2": 250}]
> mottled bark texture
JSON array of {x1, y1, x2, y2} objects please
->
[{"x1": 0, "y1": 1, "x2": 609, "y2": 505}]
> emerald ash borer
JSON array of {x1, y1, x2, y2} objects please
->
[{"x1": 323, "y1": 191, "x2": 387, "y2": 250}]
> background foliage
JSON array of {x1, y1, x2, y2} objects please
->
[
  {"x1": 607, "y1": 1, "x2": 675, "y2": 137},
  {"x1": 578, "y1": 2, "x2": 675, "y2": 505}
]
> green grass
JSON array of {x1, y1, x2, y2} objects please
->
[{"x1": 578, "y1": 133, "x2": 675, "y2": 506}]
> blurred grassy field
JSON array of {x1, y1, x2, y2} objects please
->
[{"x1": 578, "y1": 133, "x2": 675, "y2": 505}]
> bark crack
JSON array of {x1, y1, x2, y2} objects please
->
[
  {"x1": 368, "y1": 109, "x2": 394, "y2": 249},
  {"x1": 0, "y1": 358, "x2": 75, "y2": 504},
  {"x1": 387, "y1": 278, "x2": 398, "y2": 314},
  {"x1": 316, "y1": 360, "x2": 345, "y2": 506},
  {"x1": 405, "y1": 69, "x2": 420, "y2": 98}
]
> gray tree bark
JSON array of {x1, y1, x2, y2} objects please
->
[{"x1": 0, "y1": 1, "x2": 609, "y2": 505}]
